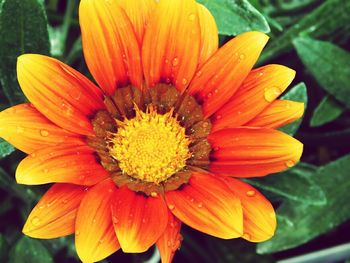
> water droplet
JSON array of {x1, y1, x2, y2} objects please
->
[
  {"x1": 40, "y1": 129, "x2": 49, "y2": 137},
  {"x1": 216, "y1": 115, "x2": 222, "y2": 120},
  {"x1": 112, "y1": 216, "x2": 119, "y2": 224},
  {"x1": 285, "y1": 160, "x2": 295, "y2": 168},
  {"x1": 76, "y1": 230, "x2": 80, "y2": 236},
  {"x1": 197, "y1": 202, "x2": 203, "y2": 208},
  {"x1": 243, "y1": 233, "x2": 251, "y2": 240},
  {"x1": 264, "y1": 86, "x2": 282, "y2": 102},
  {"x1": 196, "y1": 70, "x2": 202, "y2": 77},
  {"x1": 213, "y1": 146, "x2": 220, "y2": 151},
  {"x1": 142, "y1": 218, "x2": 147, "y2": 223},
  {"x1": 16, "y1": 126, "x2": 24, "y2": 134},
  {"x1": 168, "y1": 204, "x2": 175, "y2": 210},
  {"x1": 30, "y1": 153, "x2": 36, "y2": 158},
  {"x1": 207, "y1": 92, "x2": 212, "y2": 98},
  {"x1": 246, "y1": 190, "x2": 255, "y2": 197},
  {"x1": 258, "y1": 72, "x2": 264, "y2": 77},
  {"x1": 150, "y1": 192, "x2": 158, "y2": 197},
  {"x1": 239, "y1": 54, "x2": 245, "y2": 60},
  {"x1": 172, "y1": 57, "x2": 179, "y2": 67},
  {"x1": 188, "y1": 13, "x2": 196, "y2": 21},
  {"x1": 165, "y1": 58, "x2": 169, "y2": 64},
  {"x1": 98, "y1": 239, "x2": 104, "y2": 244},
  {"x1": 43, "y1": 168, "x2": 49, "y2": 173},
  {"x1": 182, "y1": 78, "x2": 188, "y2": 85},
  {"x1": 62, "y1": 199, "x2": 68, "y2": 204},
  {"x1": 31, "y1": 216, "x2": 41, "y2": 226}
]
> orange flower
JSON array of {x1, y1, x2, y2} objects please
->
[{"x1": 0, "y1": 0, "x2": 304, "y2": 262}]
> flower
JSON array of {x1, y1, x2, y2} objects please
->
[{"x1": 0, "y1": 0, "x2": 304, "y2": 262}]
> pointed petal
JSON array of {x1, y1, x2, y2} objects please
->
[
  {"x1": 245, "y1": 100, "x2": 305, "y2": 129},
  {"x1": 0, "y1": 104, "x2": 82, "y2": 154},
  {"x1": 188, "y1": 32, "x2": 269, "y2": 117},
  {"x1": 221, "y1": 177, "x2": 276, "y2": 242},
  {"x1": 197, "y1": 3, "x2": 218, "y2": 67},
  {"x1": 156, "y1": 211, "x2": 182, "y2": 263},
  {"x1": 17, "y1": 54, "x2": 105, "y2": 136},
  {"x1": 111, "y1": 186, "x2": 168, "y2": 253},
  {"x1": 209, "y1": 128, "x2": 303, "y2": 177},
  {"x1": 142, "y1": 0, "x2": 201, "y2": 91},
  {"x1": 165, "y1": 172, "x2": 243, "y2": 239},
  {"x1": 79, "y1": 0, "x2": 142, "y2": 94},
  {"x1": 116, "y1": 0, "x2": 156, "y2": 44},
  {"x1": 16, "y1": 143, "x2": 109, "y2": 186},
  {"x1": 76, "y1": 179, "x2": 119, "y2": 262},
  {"x1": 212, "y1": 65, "x2": 295, "y2": 132},
  {"x1": 23, "y1": 184, "x2": 86, "y2": 239}
]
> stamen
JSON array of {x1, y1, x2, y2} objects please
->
[{"x1": 109, "y1": 105, "x2": 191, "y2": 184}]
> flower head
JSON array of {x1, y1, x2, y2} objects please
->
[{"x1": 0, "y1": 0, "x2": 303, "y2": 262}]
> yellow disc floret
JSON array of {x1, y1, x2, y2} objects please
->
[{"x1": 109, "y1": 106, "x2": 191, "y2": 184}]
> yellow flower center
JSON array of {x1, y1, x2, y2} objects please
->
[{"x1": 109, "y1": 106, "x2": 191, "y2": 184}]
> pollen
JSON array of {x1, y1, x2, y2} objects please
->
[{"x1": 109, "y1": 106, "x2": 191, "y2": 184}]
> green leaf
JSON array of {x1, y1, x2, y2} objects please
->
[
  {"x1": 259, "y1": 0, "x2": 350, "y2": 62},
  {"x1": 0, "y1": 138, "x2": 15, "y2": 159},
  {"x1": 0, "y1": 0, "x2": 50, "y2": 104},
  {"x1": 310, "y1": 95, "x2": 345, "y2": 127},
  {"x1": 279, "y1": 82, "x2": 307, "y2": 135},
  {"x1": 244, "y1": 162, "x2": 326, "y2": 205},
  {"x1": 198, "y1": 0, "x2": 270, "y2": 36},
  {"x1": 293, "y1": 37, "x2": 350, "y2": 108},
  {"x1": 257, "y1": 154, "x2": 350, "y2": 254},
  {"x1": 9, "y1": 237, "x2": 53, "y2": 263}
]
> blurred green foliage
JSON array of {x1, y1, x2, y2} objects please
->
[{"x1": 0, "y1": 0, "x2": 350, "y2": 262}]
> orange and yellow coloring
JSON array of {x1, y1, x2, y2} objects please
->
[{"x1": 0, "y1": 0, "x2": 304, "y2": 262}]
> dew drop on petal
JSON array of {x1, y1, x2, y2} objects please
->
[
  {"x1": 31, "y1": 216, "x2": 41, "y2": 226},
  {"x1": 16, "y1": 126, "x2": 24, "y2": 134},
  {"x1": 75, "y1": 230, "x2": 80, "y2": 236},
  {"x1": 197, "y1": 202, "x2": 203, "y2": 208},
  {"x1": 264, "y1": 86, "x2": 282, "y2": 102},
  {"x1": 172, "y1": 57, "x2": 179, "y2": 67},
  {"x1": 243, "y1": 233, "x2": 251, "y2": 240},
  {"x1": 188, "y1": 13, "x2": 196, "y2": 21},
  {"x1": 112, "y1": 216, "x2": 119, "y2": 224},
  {"x1": 216, "y1": 115, "x2": 222, "y2": 120},
  {"x1": 168, "y1": 204, "x2": 175, "y2": 210},
  {"x1": 239, "y1": 54, "x2": 245, "y2": 60},
  {"x1": 285, "y1": 160, "x2": 295, "y2": 167},
  {"x1": 40, "y1": 129, "x2": 49, "y2": 137},
  {"x1": 246, "y1": 190, "x2": 255, "y2": 197},
  {"x1": 182, "y1": 78, "x2": 188, "y2": 85},
  {"x1": 150, "y1": 192, "x2": 158, "y2": 197}
]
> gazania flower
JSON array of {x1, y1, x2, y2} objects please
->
[{"x1": 0, "y1": 0, "x2": 304, "y2": 262}]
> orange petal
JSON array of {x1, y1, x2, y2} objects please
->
[
  {"x1": 221, "y1": 177, "x2": 276, "y2": 242},
  {"x1": 79, "y1": 0, "x2": 142, "y2": 94},
  {"x1": 156, "y1": 211, "x2": 182, "y2": 263},
  {"x1": 16, "y1": 143, "x2": 109, "y2": 186},
  {"x1": 208, "y1": 128, "x2": 303, "y2": 177},
  {"x1": 245, "y1": 100, "x2": 305, "y2": 129},
  {"x1": 197, "y1": 3, "x2": 218, "y2": 67},
  {"x1": 23, "y1": 183, "x2": 86, "y2": 239},
  {"x1": 188, "y1": 32, "x2": 269, "y2": 118},
  {"x1": 116, "y1": 0, "x2": 156, "y2": 44},
  {"x1": 142, "y1": 0, "x2": 201, "y2": 91},
  {"x1": 212, "y1": 65, "x2": 295, "y2": 132},
  {"x1": 111, "y1": 186, "x2": 168, "y2": 253},
  {"x1": 17, "y1": 54, "x2": 105, "y2": 136},
  {"x1": 0, "y1": 104, "x2": 82, "y2": 154},
  {"x1": 165, "y1": 172, "x2": 243, "y2": 239},
  {"x1": 75, "y1": 179, "x2": 119, "y2": 262}
]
